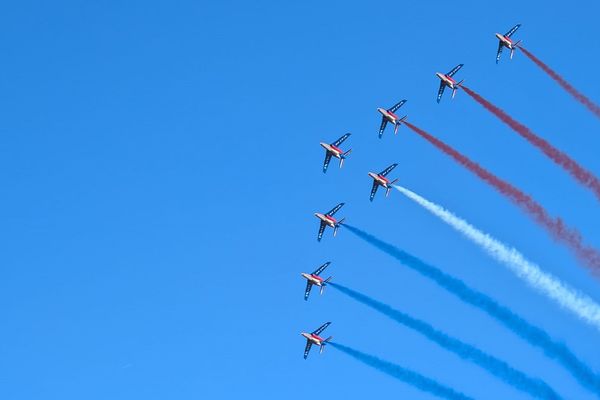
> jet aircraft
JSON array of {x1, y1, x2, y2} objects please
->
[
  {"x1": 301, "y1": 261, "x2": 332, "y2": 301},
  {"x1": 320, "y1": 133, "x2": 352, "y2": 173},
  {"x1": 377, "y1": 100, "x2": 407, "y2": 138},
  {"x1": 301, "y1": 322, "x2": 333, "y2": 359},
  {"x1": 436, "y1": 64, "x2": 464, "y2": 103},
  {"x1": 495, "y1": 24, "x2": 522, "y2": 63},
  {"x1": 315, "y1": 202, "x2": 345, "y2": 241},
  {"x1": 368, "y1": 163, "x2": 398, "y2": 201}
]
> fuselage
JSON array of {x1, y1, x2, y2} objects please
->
[
  {"x1": 436, "y1": 72, "x2": 458, "y2": 89},
  {"x1": 301, "y1": 332, "x2": 325, "y2": 346},
  {"x1": 368, "y1": 172, "x2": 390, "y2": 188},
  {"x1": 496, "y1": 33, "x2": 514, "y2": 48},
  {"x1": 377, "y1": 107, "x2": 399, "y2": 124},
  {"x1": 320, "y1": 142, "x2": 343, "y2": 158},
  {"x1": 315, "y1": 213, "x2": 336, "y2": 228},
  {"x1": 301, "y1": 272, "x2": 324, "y2": 286}
]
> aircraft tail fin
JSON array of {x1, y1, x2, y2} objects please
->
[
  {"x1": 339, "y1": 149, "x2": 352, "y2": 168},
  {"x1": 333, "y1": 219, "x2": 345, "y2": 237},
  {"x1": 394, "y1": 116, "x2": 407, "y2": 134},
  {"x1": 320, "y1": 278, "x2": 332, "y2": 295},
  {"x1": 386, "y1": 181, "x2": 398, "y2": 197},
  {"x1": 452, "y1": 81, "x2": 464, "y2": 99},
  {"x1": 320, "y1": 336, "x2": 333, "y2": 354},
  {"x1": 510, "y1": 41, "x2": 521, "y2": 59}
]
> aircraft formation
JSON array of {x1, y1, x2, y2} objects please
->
[{"x1": 301, "y1": 23, "x2": 523, "y2": 360}]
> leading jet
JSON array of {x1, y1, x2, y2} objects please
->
[
  {"x1": 495, "y1": 24, "x2": 522, "y2": 63},
  {"x1": 301, "y1": 261, "x2": 332, "y2": 301},
  {"x1": 315, "y1": 202, "x2": 345, "y2": 241},
  {"x1": 377, "y1": 99, "x2": 407, "y2": 138},
  {"x1": 301, "y1": 322, "x2": 333, "y2": 359},
  {"x1": 368, "y1": 163, "x2": 398, "y2": 201},
  {"x1": 320, "y1": 133, "x2": 352, "y2": 173},
  {"x1": 436, "y1": 64, "x2": 464, "y2": 103}
]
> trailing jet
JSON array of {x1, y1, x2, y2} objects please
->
[
  {"x1": 377, "y1": 100, "x2": 407, "y2": 138},
  {"x1": 301, "y1": 261, "x2": 332, "y2": 301},
  {"x1": 320, "y1": 133, "x2": 352, "y2": 173},
  {"x1": 301, "y1": 322, "x2": 333, "y2": 359},
  {"x1": 368, "y1": 163, "x2": 398, "y2": 201},
  {"x1": 436, "y1": 64, "x2": 464, "y2": 103},
  {"x1": 315, "y1": 202, "x2": 345, "y2": 241},
  {"x1": 495, "y1": 24, "x2": 522, "y2": 63}
]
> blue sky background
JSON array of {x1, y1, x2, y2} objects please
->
[{"x1": 1, "y1": 1, "x2": 599, "y2": 399}]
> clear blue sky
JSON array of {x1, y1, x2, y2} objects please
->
[{"x1": 1, "y1": 1, "x2": 599, "y2": 399}]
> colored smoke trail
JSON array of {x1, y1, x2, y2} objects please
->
[
  {"x1": 342, "y1": 224, "x2": 600, "y2": 396},
  {"x1": 330, "y1": 342, "x2": 475, "y2": 400},
  {"x1": 518, "y1": 46, "x2": 600, "y2": 119},
  {"x1": 403, "y1": 120, "x2": 600, "y2": 273},
  {"x1": 394, "y1": 184, "x2": 600, "y2": 331},
  {"x1": 461, "y1": 85, "x2": 600, "y2": 202},
  {"x1": 330, "y1": 282, "x2": 563, "y2": 399}
]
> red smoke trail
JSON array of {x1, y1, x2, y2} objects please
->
[
  {"x1": 519, "y1": 46, "x2": 600, "y2": 119},
  {"x1": 404, "y1": 120, "x2": 600, "y2": 273},
  {"x1": 461, "y1": 85, "x2": 600, "y2": 202}
]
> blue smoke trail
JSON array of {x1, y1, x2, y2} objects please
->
[
  {"x1": 330, "y1": 342, "x2": 475, "y2": 400},
  {"x1": 330, "y1": 282, "x2": 562, "y2": 399},
  {"x1": 343, "y1": 224, "x2": 600, "y2": 397}
]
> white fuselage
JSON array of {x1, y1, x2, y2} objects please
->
[
  {"x1": 496, "y1": 33, "x2": 514, "y2": 49},
  {"x1": 301, "y1": 332, "x2": 324, "y2": 346},
  {"x1": 377, "y1": 108, "x2": 399, "y2": 124},
  {"x1": 315, "y1": 213, "x2": 336, "y2": 228},
  {"x1": 436, "y1": 72, "x2": 457, "y2": 89},
  {"x1": 320, "y1": 142, "x2": 343, "y2": 159},
  {"x1": 368, "y1": 172, "x2": 390, "y2": 188},
  {"x1": 302, "y1": 272, "x2": 324, "y2": 286}
]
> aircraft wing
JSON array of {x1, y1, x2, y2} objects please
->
[
  {"x1": 313, "y1": 261, "x2": 331, "y2": 276},
  {"x1": 505, "y1": 23, "x2": 521, "y2": 38},
  {"x1": 304, "y1": 281, "x2": 313, "y2": 301},
  {"x1": 380, "y1": 163, "x2": 398, "y2": 177},
  {"x1": 313, "y1": 321, "x2": 331, "y2": 335},
  {"x1": 378, "y1": 117, "x2": 388, "y2": 138},
  {"x1": 317, "y1": 221, "x2": 326, "y2": 242},
  {"x1": 332, "y1": 133, "x2": 351, "y2": 147},
  {"x1": 369, "y1": 180, "x2": 379, "y2": 202},
  {"x1": 388, "y1": 99, "x2": 407, "y2": 113},
  {"x1": 437, "y1": 81, "x2": 446, "y2": 103},
  {"x1": 303, "y1": 340, "x2": 313, "y2": 359},
  {"x1": 322, "y1": 152, "x2": 332, "y2": 173},
  {"x1": 446, "y1": 64, "x2": 464, "y2": 77},
  {"x1": 326, "y1": 202, "x2": 345, "y2": 216},
  {"x1": 496, "y1": 41, "x2": 504, "y2": 64}
]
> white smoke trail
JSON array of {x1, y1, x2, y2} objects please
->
[{"x1": 394, "y1": 185, "x2": 600, "y2": 330}]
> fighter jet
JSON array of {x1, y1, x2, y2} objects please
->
[
  {"x1": 301, "y1": 261, "x2": 332, "y2": 301},
  {"x1": 301, "y1": 322, "x2": 333, "y2": 359},
  {"x1": 495, "y1": 24, "x2": 522, "y2": 63},
  {"x1": 436, "y1": 64, "x2": 464, "y2": 103},
  {"x1": 315, "y1": 202, "x2": 345, "y2": 242},
  {"x1": 368, "y1": 163, "x2": 398, "y2": 201},
  {"x1": 320, "y1": 133, "x2": 352, "y2": 173},
  {"x1": 377, "y1": 100, "x2": 407, "y2": 138}
]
